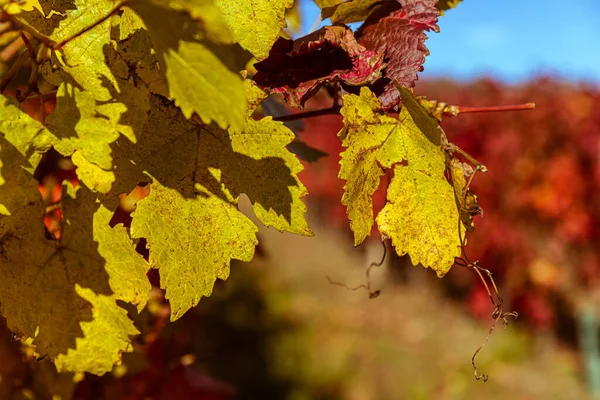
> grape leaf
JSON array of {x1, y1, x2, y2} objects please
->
[
  {"x1": 44, "y1": 79, "x2": 149, "y2": 194},
  {"x1": 0, "y1": 99, "x2": 150, "y2": 373},
  {"x1": 436, "y1": 0, "x2": 462, "y2": 14},
  {"x1": 0, "y1": 137, "x2": 150, "y2": 374},
  {"x1": 47, "y1": 1, "x2": 122, "y2": 102},
  {"x1": 322, "y1": 0, "x2": 383, "y2": 24},
  {"x1": 358, "y1": 0, "x2": 439, "y2": 110},
  {"x1": 130, "y1": 0, "x2": 250, "y2": 130},
  {"x1": 214, "y1": 0, "x2": 294, "y2": 61},
  {"x1": 52, "y1": 186, "x2": 150, "y2": 374},
  {"x1": 45, "y1": 83, "x2": 121, "y2": 193},
  {"x1": 0, "y1": 0, "x2": 43, "y2": 15},
  {"x1": 254, "y1": 26, "x2": 385, "y2": 108},
  {"x1": 0, "y1": 94, "x2": 54, "y2": 173},
  {"x1": 46, "y1": 26, "x2": 152, "y2": 144},
  {"x1": 15, "y1": 0, "x2": 124, "y2": 105},
  {"x1": 312, "y1": 0, "x2": 344, "y2": 8},
  {"x1": 288, "y1": 140, "x2": 328, "y2": 163},
  {"x1": 130, "y1": 181, "x2": 257, "y2": 321},
  {"x1": 285, "y1": 1, "x2": 303, "y2": 33},
  {"x1": 106, "y1": 12, "x2": 170, "y2": 99},
  {"x1": 339, "y1": 86, "x2": 460, "y2": 276},
  {"x1": 113, "y1": 94, "x2": 311, "y2": 319},
  {"x1": 28, "y1": 2, "x2": 152, "y2": 183},
  {"x1": 244, "y1": 79, "x2": 269, "y2": 116}
]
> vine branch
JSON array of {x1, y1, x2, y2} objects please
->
[
  {"x1": 452, "y1": 102, "x2": 536, "y2": 114},
  {"x1": 451, "y1": 161, "x2": 519, "y2": 381},
  {"x1": 327, "y1": 240, "x2": 387, "y2": 299},
  {"x1": 272, "y1": 105, "x2": 342, "y2": 123}
]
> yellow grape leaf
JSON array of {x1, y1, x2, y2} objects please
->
[
  {"x1": 0, "y1": 116, "x2": 149, "y2": 374},
  {"x1": 130, "y1": 181, "x2": 258, "y2": 321},
  {"x1": 52, "y1": 284, "x2": 139, "y2": 374},
  {"x1": 322, "y1": 0, "x2": 381, "y2": 24},
  {"x1": 0, "y1": 142, "x2": 150, "y2": 374},
  {"x1": 285, "y1": 1, "x2": 302, "y2": 33},
  {"x1": 107, "y1": 11, "x2": 170, "y2": 98},
  {"x1": 312, "y1": 0, "x2": 344, "y2": 8},
  {"x1": 339, "y1": 86, "x2": 460, "y2": 276},
  {"x1": 244, "y1": 79, "x2": 269, "y2": 116},
  {"x1": 226, "y1": 117, "x2": 313, "y2": 236},
  {"x1": 338, "y1": 86, "x2": 391, "y2": 246},
  {"x1": 130, "y1": 0, "x2": 250, "y2": 130},
  {"x1": 0, "y1": 95, "x2": 52, "y2": 212},
  {"x1": 378, "y1": 87, "x2": 461, "y2": 276},
  {"x1": 16, "y1": 1, "x2": 121, "y2": 102},
  {"x1": 25, "y1": 1, "x2": 153, "y2": 146},
  {"x1": 44, "y1": 79, "x2": 149, "y2": 194},
  {"x1": 214, "y1": 0, "x2": 294, "y2": 61},
  {"x1": 437, "y1": 0, "x2": 462, "y2": 15},
  {"x1": 31, "y1": 2, "x2": 152, "y2": 142},
  {"x1": 45, "y1": 83, "x2": 120, "y2": 193},
  {"x1": 51, "y1": 1, "x2": 120, "y2": 101},
  {"x1": 121, "y1": 94, "x2": 311, "y2": 320},
  {"x1": 0, "y1": 94, "x2": 54, "y2": 172},
  {"x1": 1, "y1": 0, "x2": 43, "y2": 15}
]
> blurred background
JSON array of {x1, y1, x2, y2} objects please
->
[{"x1": 1, "y1": 0, "x2": 600, "y2": 399}]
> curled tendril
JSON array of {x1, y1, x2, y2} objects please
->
[
  {"x1": 327, "y1": 240, "x2": 387, "y2": 299},
  {"x1": 449, "y1": 154, "x2": 518, "y2": 382}
]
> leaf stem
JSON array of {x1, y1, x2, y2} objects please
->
[
  {"x1": 0, "y1": 21, "x2": 12, "y2": 35},
  {"x1": 0, "y1": 49, "x2": 29, "y2": 93},
  {"x1": 19, "y1": 32, "x2": 35, "y2": 61},
  {"x1": 0, "y1": 35, "x2": 24, "y2": 62},
  {"x1": 272, "y1": 105, "x2": 341, "y2": 122},
  {"x1": 453, "y1": 102, "x2": 535, "y2": 114},
  {"x1": 23, "y1": 89, "x2": 57, "y2": 101}
]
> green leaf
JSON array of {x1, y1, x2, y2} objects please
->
[
  {"x1": 130, "y1": 0, "x2": 250, "y2": 130},
  {"x1": 214, "y1": 0, "x2": 294, "y2": 61},
  {"x1": 338, "y1": 86, "x2": 460, "y2": 276},
  {"x1": 121, "y1": 94, "x2": 311, "y2": 320}
]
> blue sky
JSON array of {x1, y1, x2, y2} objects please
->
[{"x1": 299, "y1": 0, "x2": 600, "y2": 84}]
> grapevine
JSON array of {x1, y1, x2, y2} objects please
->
[{"x1": 0, "y1": 0, "x2": 542, "y2": 391}]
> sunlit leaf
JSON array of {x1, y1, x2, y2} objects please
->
[
  {"x1": 117, "y1": 94, "x2": 312, "y2": 320},
  {"x1": 130, "y1": 0, "x2": 250, "y2": 130},
  {"x1": 214, "y1": 0, "x2": 294, "y2": 61},
  {"x1": 339, "y1": 86, "x2": 460, "y2": 276}
]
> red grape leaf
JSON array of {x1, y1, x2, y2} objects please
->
[
  {"x1": 254, "y1": 26, "x2": 385, "y2": 108},
  {"x1": 357, "y1": 0, "x2": 439, "y2": 110}
]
